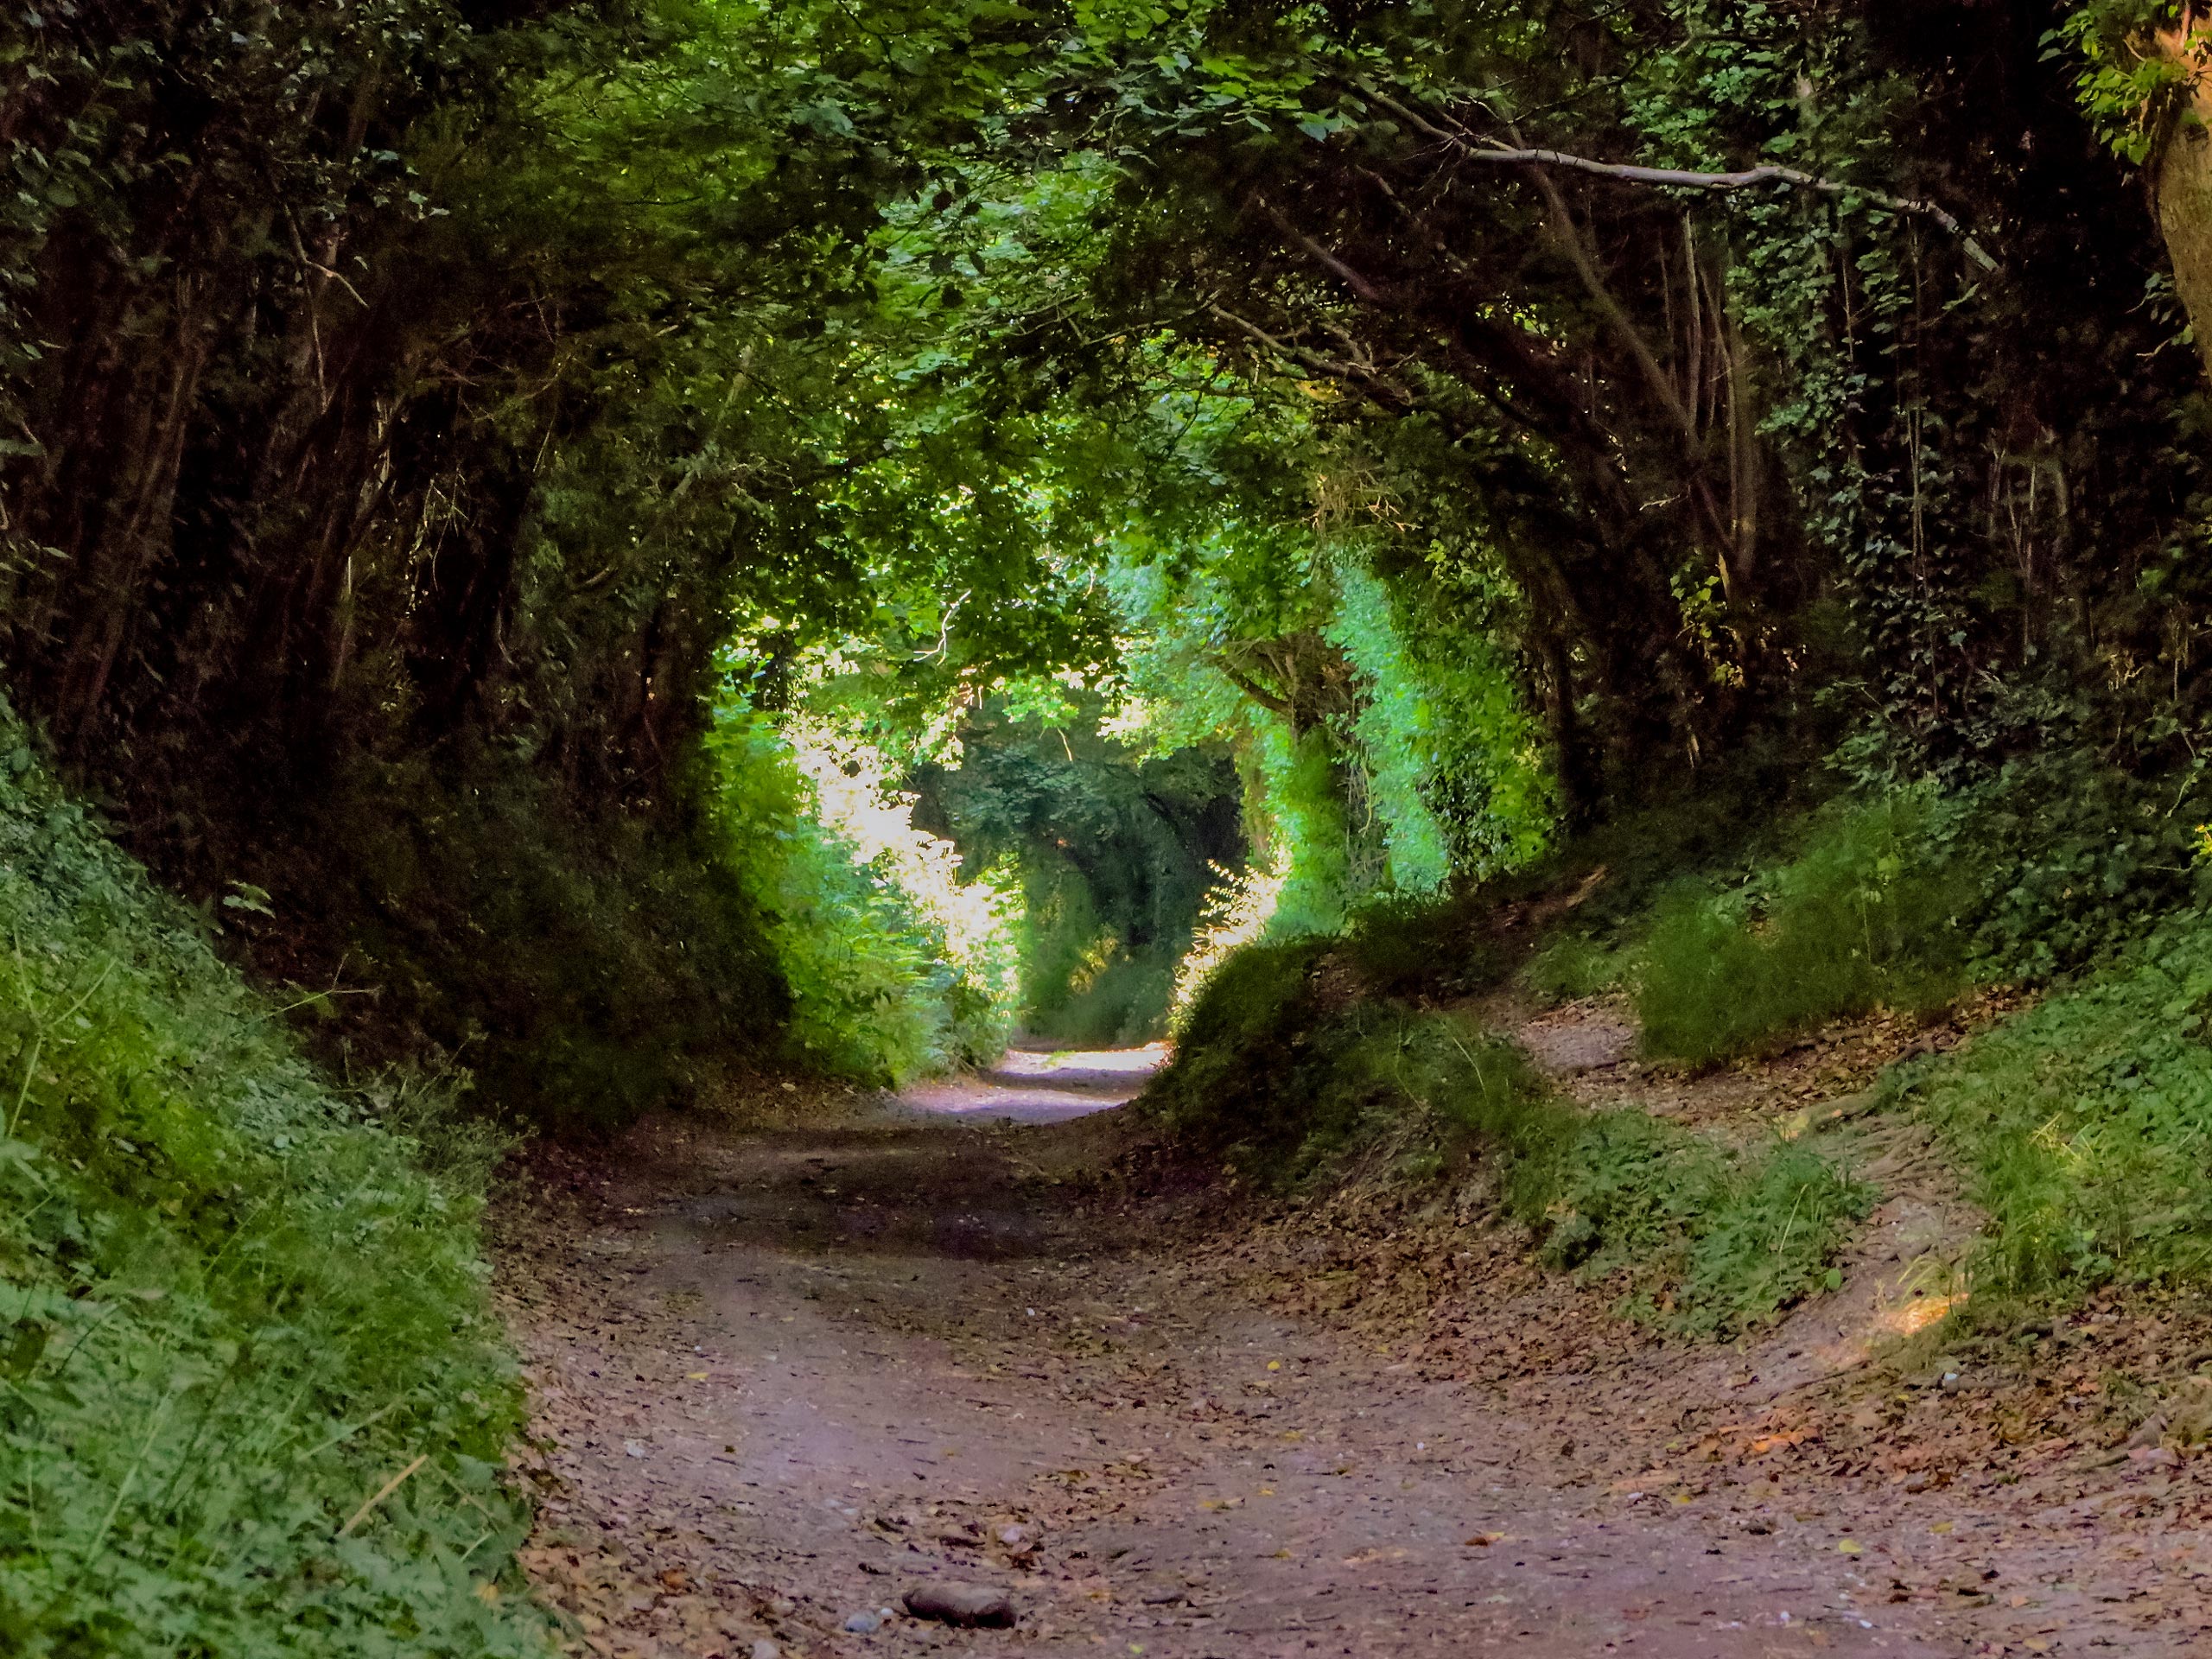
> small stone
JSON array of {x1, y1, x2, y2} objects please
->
[
  {"x1": 766, "y1": 1599, "x2": 796, "y2": 1618},
  {"x1": 842, "y1": 1611, "x2": 882, "y2": 1634},
  {"x1": 903, "y1": 1581, "x2": 1016, "y2": 1628},
  {"x1": 997, "y1": 1524, "x2": 1031, "y2": 1549},
  {"x1": 750, "y1": 1643, "x2": 781, "y2": 1659},
  {"x1": 623, "y1": 1440, "x2": 649, "y2": 1458}
]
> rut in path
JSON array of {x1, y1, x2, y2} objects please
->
[{"x1": 499, "y1": 1039, "x2": 2212, "y2": 1659}]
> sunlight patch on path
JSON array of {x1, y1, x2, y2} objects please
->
[{"x1": 899, "y1": 1042, "x2": 1171, "y2": 1123}]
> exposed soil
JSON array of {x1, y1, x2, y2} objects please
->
[{"x1": 498, "y1": 1011, "x2": 2212, "y2": 1659}]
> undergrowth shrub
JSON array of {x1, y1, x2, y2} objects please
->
[
  {"x1": 232, "y1": 749, "x2": 790, "y2": 1134},
  {"x1": 1014, "y1": 853, "x2": 1182, "y2": 1046},
  {"x1": 1637, "y1": 792, "x2": 1973, "y2": 1065},
  {"x1": 708, "y1": 708, "x2": 1013, "y2": 1085},
  {"x1": 1338, "y1": 894, "x2": 1509, "y2": 1001},
  {"x1": 1621, "y1": 753, "x2": 2212, "y2": 1071},
  {"x1": 1015, "y1": 854, "x2": 1114, "y2": 1035},
  {"x1": 1028, "y1": 955, "x2": 1178, "y2": 1046},
  {"x1": 0, "y1": 713, "x2": 544, "y2": 1656},
  {"x1": 1144, "y1": 937, "x2": 1334, "y2": 1166},
  {"x1": 1944, "y1": 750, "x2": 2212, "y2": 980},
  {"x1": 1895, "y1": 902, "x2": 2212, "y2": 1296}
]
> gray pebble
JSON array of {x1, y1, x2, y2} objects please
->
[{"x1": 903, "y1": 1581, "x2": 1015, "y2": 1628}]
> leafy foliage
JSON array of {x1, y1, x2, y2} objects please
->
[
  {"x1": 707, "y1": 705, "x2": 1012, "y2": 1084},
  {"x1": 2054, "y1": 1, "x2": 2193, "y2": 162},
  {"x1": 908, "y1": 698, "x2": 1243, "y2": 1043},
  {"x1": 1637, "y1": 792, "x2": 1974, "y2": 1065}
]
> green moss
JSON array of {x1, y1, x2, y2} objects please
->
[{"x1": 0, "y1": 715, "x2": 545, "y2": 1656}]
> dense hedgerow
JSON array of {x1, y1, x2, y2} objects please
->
[
  {"x1": 708, "y1": 706, "x2": 1014, "y2": 1085},
  {"x1": 0, "y1": 709, "x2": 546, "y2": 1657},
  {"x1": 1622, "y1": 754, "x2": 2212, "y2": 1067}
]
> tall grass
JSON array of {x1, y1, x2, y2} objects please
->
[
  {"x1": 0, "y1": 711, "x2": 546, "y2": 1656},
  {"x1": 1897, "y1": 903, "x2": 2212, "y2": 1295},
  {"x1": 1637, "y1": 792, "x2": 1972, "y2": 1065}
]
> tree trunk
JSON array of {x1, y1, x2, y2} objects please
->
[{"x1": 2156, "y1": 29, "x2": 2212, "y2": 381}]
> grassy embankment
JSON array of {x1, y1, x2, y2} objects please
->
[
  {"x1": 1152, "y1": 760, "x2": 2212, "y2": 1336},
  {"x1": 0, "y1": 709, "x2": 547, "y2": 1656},
  {"x1": 1553, "y1": 767, "x2": 2212, "y2": 1312},
  {"x1": 1148, "y1": 927, "x2": 1871, "y2": 1340}
]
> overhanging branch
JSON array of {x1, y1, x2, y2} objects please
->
[{"x1": 1363, "y1": 89, "x2": 2001, "y2": 274}]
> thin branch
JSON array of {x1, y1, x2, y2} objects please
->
[
  {"x1": 1211, "y1": 657, "x2": 1295, "y2": 721},
  {"x1": 1205, "y1": 303, "x2": 1390, "y2": 390},
  {"x1": 1517, "y1": 141, "x2": 1699, "y2": 441},
  {"x1": 1255, "y1": 198, "x2": 1392, "y2": 303},
  {"x1": 1363, "y1": 88, "x2": 2001, "y2": 273}
]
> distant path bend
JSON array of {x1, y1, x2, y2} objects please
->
[{"x1": 898, "y1": 1041, "x2": 1171, "y2": 1125}]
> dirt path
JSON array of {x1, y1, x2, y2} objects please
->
[{"x1": 499, "y1": 1034, "x2": 2212, "y2": 1659}]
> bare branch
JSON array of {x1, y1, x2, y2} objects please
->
[
  {"x1": 1256, "y1": 198, "x2": 1395, "y2": 304},
  {"x1": 1363, "y1": 89, "x2": 2001, "y2": 273}
]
